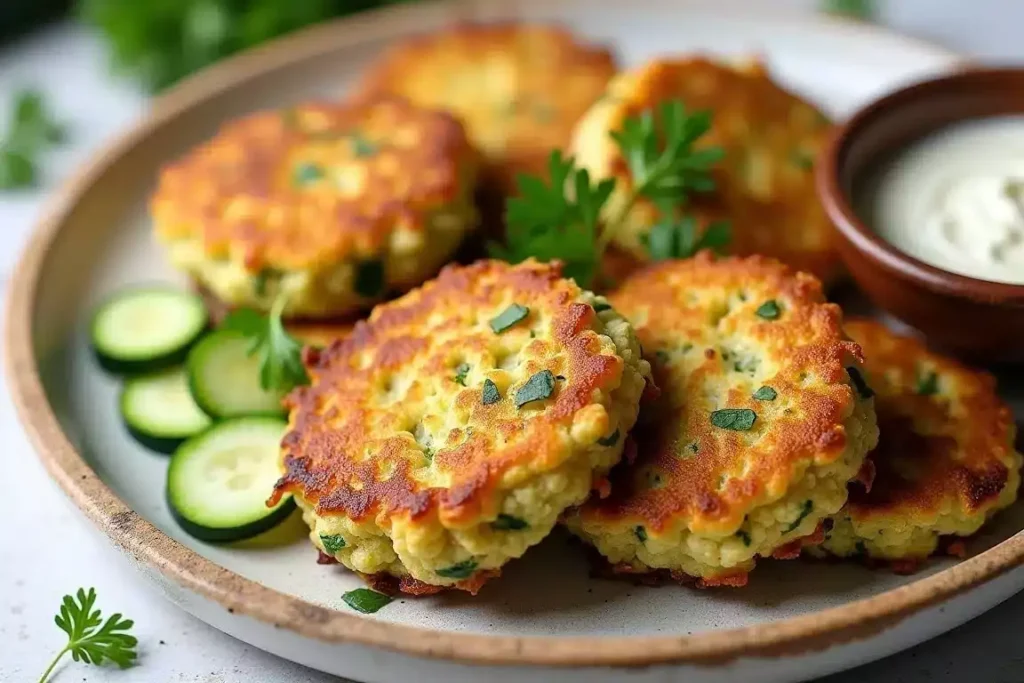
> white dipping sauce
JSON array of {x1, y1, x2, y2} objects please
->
[{"x1": 862, "y1": 116, "x2": 1024, "y2": 284}]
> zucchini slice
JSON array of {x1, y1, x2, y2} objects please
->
[
  {"x1": 120, "y1": 367, "x2": 212, "y2": 454},
  {"x1": 91, "y1": 287, "x2": 208, "y2": 373},
  {"x1": 186, "y1": 330, "x2": 288, "y2": 419},
  {"x1": 166, "y1": 417, "x2": 294, "y2": 542}
]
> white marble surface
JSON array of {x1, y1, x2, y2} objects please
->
[{"x1": 3, "y1": 4, "x2": 1024, "y2": 682}]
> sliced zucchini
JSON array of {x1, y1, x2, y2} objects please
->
[
  {"x1": 167, "y1": 417, "x2": 294, "y2": 542},
  {"x1": 187, "y1": 330, "x2": 287, "y2": 419},
  {"x1": 120, "y1": 367, "x2": 212, "y2": 454},
  {"x1": 91, "y1": 287, "x2": 208, "y2": 373}
]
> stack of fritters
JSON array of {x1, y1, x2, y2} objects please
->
[{"x1": 148, "y1": 22, "x2": 1021, "y2": 596}]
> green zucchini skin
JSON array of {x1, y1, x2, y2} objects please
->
[
  {"x1": 165, "y1": 417, "x2": 294, "y2": 543},
  {"x1": 91, "y1": 287, "x2": 208, "y2": 374},
  {"x1": 167, "y1": 493, "x2": 296, "y2": 543}
]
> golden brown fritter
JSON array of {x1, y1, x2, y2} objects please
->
[
  {"x1": 566, "y1": 253, "x2": 878, "y2": 584},
  {"x1": 355, "y1": 22, "x2": 617, "y2": 192},
  {"x1": 571, "y1": 57, "x2": 840, "y2": 284},
  {"x1": 152, "y1": 97, "x2": 479, "y2": 317},
  {"x1": 819, "y1": 319, "x2": 1022, "y2": 562},
  {"x1": 270, "y1": 259, "x2": 650, "y2": 592}
]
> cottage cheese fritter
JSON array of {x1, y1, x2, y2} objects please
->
[
  {"x1": 571, "y1": 57, "x2": 840, "y2": 284},
  {"x1": 152, "y1": 97, "x2": 479, "y2": 318},
  {"x1": 270, "y1": 259, "x2": 651, "y2": 593},
  {"x1": 819, "y1": 319, "x2": 1022, "y2": 563},
  {"x1": 566, "y1": 254, "x2": 878, "y2": 585},
  {"x1": 356, "y1": 23, "x2": 616, "y2": 192}
]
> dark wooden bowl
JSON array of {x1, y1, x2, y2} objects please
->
[{"x1": 817, "y1": 67, "x2": 1024, "y2": 363}]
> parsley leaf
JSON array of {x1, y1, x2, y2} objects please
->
[
  {"x1": 222, "y1": 295, "x2": 309, "y2": 392},
  {"x1": 710, "y1": 408, "x2": 757, "y2": 431},
  {"x1": 491, "y1": 101, "x2": 725, "y2": 286},
  {"x1": 342, "y1": 588, "x2": 392, "y2": 614},
  {"x1": 491, "y1": 150, "x2": 614, "y2": 286},
  {"x1": 436, "y1": 559, "x2": 478, "y2": 579},
  {"x1": 1, "y1": 89, "x2": 68, "y2": 191},
  {"x1": 40, "y1": 588, "x2": 137, "y2": 682}
]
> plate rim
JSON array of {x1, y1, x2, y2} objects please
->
[{"x1": 8, "y1": 0, "x2": 1019, "y2": 669}]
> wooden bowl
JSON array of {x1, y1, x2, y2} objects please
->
[{"x1": 817, "y1": 68, "x2": 1024, "y2": 363}]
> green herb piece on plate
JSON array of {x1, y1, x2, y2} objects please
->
[
  {"x1": 753, "y1": 386, "x2": 777, "y2": 401},
  {"x1": 342, "y1": 588, "x2": 393, "y2": 614}
]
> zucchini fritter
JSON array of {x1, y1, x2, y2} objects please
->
[
  {"x1": 152, "y1": 97, "x2": 479, "y2": 318},
  {"x1": 819, "y1": 319, "x2": 1022, "y2": 564},
  {"x1": 566, "y1": 253, "x2": 878, "y2": 586},
  {"x1": 571, "y1": 57, "x2": 840, "y2": 284},
  {"x1": 270, "y1": 259, "x2": 651, "y2": 593},
  {"x1": 356, "y1": 22, "x2": 616, "y2": 192}
]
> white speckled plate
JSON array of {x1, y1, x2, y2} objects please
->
[{"x1": 11, "y1": 2, "x2": 1024, "y2": 682}]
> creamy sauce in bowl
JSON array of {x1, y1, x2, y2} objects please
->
[{"x1": 859, "y1": 116, "x2": 1024, "y2": 285}]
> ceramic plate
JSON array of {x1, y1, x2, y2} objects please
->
[{"x1": 9, "y1": 2, "x2": 1024, "y2": 682}]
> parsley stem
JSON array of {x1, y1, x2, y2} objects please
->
[{"x1": 38, "y1": 646, "x2": 70, "y2": 683}]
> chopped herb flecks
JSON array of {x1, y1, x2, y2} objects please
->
[
  {"x1": 320, "y1": 534, "x2": 346, "y2": 554},
  {"x1": 847, "y1": 366, "x2": 875, "y2": 399},
  {"x1": 489, "y1": 303, "x2": 530, "y2": 333},
  {"x1": 655, "y1": 350, "x2": 670, "y2": 365},
  {"x1": 735, "y1": 530, "x2": 751, "y2": 546},
  {"x1": 342, "y1": 588, "x2": 393, "y2": 614},
  {"x1": 482, "y1": 379, "x2": 501, "y2": 405},
  {"x1": 755, "y1": 300, "x2": 781, "y2": 320},
  {"x1": 436, "y1": 559, "x2": 478, "y2": 579},
  {"x1": 789, "y1": 149, "x2": 814, "y2": 170},
  {"x1": 634, "y1": 526, "x2": 648, "y2": 543},
  {"x1": 711, "y1": 408, "x2": 757, "y2": 431},
  {"x1": 597, "y1": 429, "x2": 620, "y2": 447},
  {"x1": 515, "y1": 370, "x2": 555, "y2": 408},
  {"x1": 293, "y1": 162, "x2": 324, "y2": 186},
  {"x1": 351, "y1": 133, "x2": 378, "y2": 157},
  {"x1": 454, "y1": 362, "x2": 471, "y2": 386},
  {"x1": 492, "y1": 514, "x2": 528, "y2": 531},
  {"x1": 354, "y1": 259, "x2": 385, "y2": 298},
  {"x1": 253, "y1": 268, "x2": 279, "y2": 297},
  {"x1": 753, "y1": 386, "x2": 777, "y2": 401},
  {"x1": 917, "y1": 371, "x2": 939, "y2": 396},
  {"x1": 784, "y1": 500, "x2": 814, "y2": 533},
  {"x1": 593, "y1": 301, "x2": 613, "y2": 312}
]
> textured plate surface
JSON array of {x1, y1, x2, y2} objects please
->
[{"x1": 10, "y1": 1, "x2": 1024, "y2": 681}]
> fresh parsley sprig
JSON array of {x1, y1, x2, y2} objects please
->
[
  {"x1": 491, "y1": 150, "x2": 614, "y2": 285},
  {"x1": 39, "y1": 588, "x2": 137, "y2": 683},
  {"x1": 222, "y1": 294, "x2": 309, "y2": 392},
  {"x1": 490, "y1": 100, "x2": 728, "y2": 286},
  {"x1": 1, "y1": 89, "x2": 68, "y2": 190}
]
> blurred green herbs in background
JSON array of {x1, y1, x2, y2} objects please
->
[
  {"x1": 0, "y1": 89, "x2": 68, "y2": 189},
  {"x1": 820, "y1": 0, "x2": 875, "y2": 20},
  {"x1": 79, "y1": 0, "x2": 410, "y2": 92}
]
